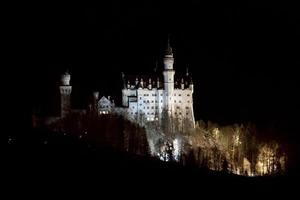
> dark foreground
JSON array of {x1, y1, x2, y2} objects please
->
[{"x1": 5, "y1": 127, "x2": 299, "y2": 196}]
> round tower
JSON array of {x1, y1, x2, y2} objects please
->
[
  {"x1": 59, "y1": 71, "x2": 72, "y2": 118},
  {"x1": 163, "y1": 37, "x2": 175, "y2": 112}
]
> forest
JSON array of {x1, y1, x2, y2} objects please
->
[{"x1": 47, "y1": 110, "x2": 287, "y2": 176}]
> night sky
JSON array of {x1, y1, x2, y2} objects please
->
[{"x1": 10, "y1": 2, "x2": 299, "y2": 140}]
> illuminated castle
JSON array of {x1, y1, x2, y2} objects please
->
[
  {"x1": 121, "y1": 39, "x2": 195, "y2": 128},
  {"x1": 56, "y1": 39, "x2": 195, "y2": 128}
]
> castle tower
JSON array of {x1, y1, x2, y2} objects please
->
[
  {"x1": 59, "y1": 71, "x2": 72, "y2": 118},
  {"x1": 163, "y1": 37, "x2": 175, "y2": 112},
  {"x1": 93, "y1": 91, "x2": 99, "y2": 114}
]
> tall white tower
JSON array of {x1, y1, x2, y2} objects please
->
[
  {"x1": 59, "y1": 71, "x2": 72, "y2": 118},
  {"x1": 163, "y1": 37, "x2": 175, "y2": 113}
]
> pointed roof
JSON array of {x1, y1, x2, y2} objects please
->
[{"x1": 165, "y1": 35, "x2": 173, "y2": 56}]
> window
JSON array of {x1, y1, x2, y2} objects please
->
[
  {"x1": 151, "y1": 106, "x2": 154, "y2": 109},
  {"x1": 186, "y1": 107, "x2": 189, "y2": 109},
  {"x1": 179, "y1": 112, "x2": 182, "y2": 115},
  {"x1": 155, "y1": 100, "x2": 157, "y2": 103},
  {"x1": 186, "y1": 112, "x2": 189, "y2": 115},
  {"x1": 131, "y1": 112, "x2": 133, "y2": 115},
  {"x1": 140, "y1": 97, "x2": 142, "y2": 99},
  {"x1": 143, "y1": 100, "x2": 146, "y2": 103},
  {"x1": 151, "y1": 100, "x2": 154, "y2": 103},
  {"x1": 179, "y1": 100, "x2": 181, "y2": 103},
  {"x1": 179, "y1": 94, "x2": 181, "y2": 96},
  {"x1": 187, "y1": 94, "x2": 190, "y2": 96},
  {"x1": 174, "y1": 94, "x2": 176, "y2": 96},
  {"x1": 147, "y1": 107, "x2": 149, "y2": 109},
  {"x1": 147, "y1": 100, "x2": 149, "y2": 103},
  {"x1": 139, "y1": 104, "x2": 142, "y2": 106},
  {"x1": 161, "y1": 100, "x2": 163, "y2": 103},
  {"x1": 187, "y1": 100, "x2": 190, "y2": 103},
  {"x1": 160, "y1": 94, "x2": 163, "y2": 96},
  {"x1": 132, "y1": 106, "x2": 135, "y2": 109},
  {"x1": 174, "y1": 100, "x2": 176, "y2": 103},
  {"x1": 135, "y1": 112, "x2": 138, "y2": 114}
]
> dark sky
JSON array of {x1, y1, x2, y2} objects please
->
[{"x1": 11, "y1": 1, "x2": 299, "y2": 137}]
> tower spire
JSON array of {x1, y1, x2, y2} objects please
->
[{"x1": 165, "y1": 35, "x2": 173, "y2": 56}]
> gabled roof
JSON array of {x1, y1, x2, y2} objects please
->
[{"x1": 98, "y1": 96, "x2": 111, "y2": 104}]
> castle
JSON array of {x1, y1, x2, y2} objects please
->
[
  {"x1": 121, "y1": 39, "x2": 195, "y2": 128},
  {"x1": 58, "y1": 39, "x2": 195, "y2": 128}
]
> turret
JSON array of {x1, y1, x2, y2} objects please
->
[
  {"x1": 140, "y1": 78, "x2": 144, "y2": 88},
  {"x1": 127, "y1": 80, "x2": 130, "y2": 89},
  {"x1": 92, "y1": 91, "x2": 99, "y2": 114},
  {"x1": 148, "y1": 78, "x2": 152, "y2": 90},
  {"x1": 181, "y1": 78, "x2": 185, "y2": 90},
  {"x1": 93, "y1": 91, "x2": 99, "y2": 100},
  {"x1": 59, "y1": 71, "x2": 72, "y2": 118}
]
